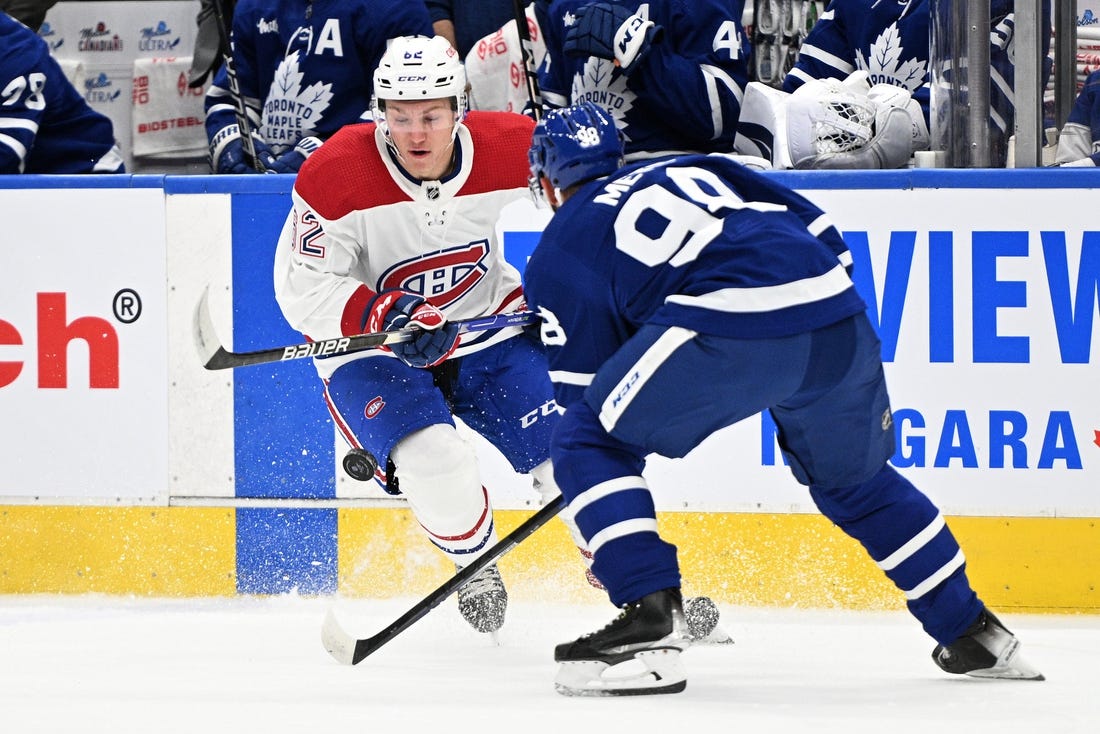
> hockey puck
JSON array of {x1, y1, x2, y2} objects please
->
[
  {"x1": 342, "y1": 448, "x2": 379, "y2": 482},
  {"x1": 684, "y1": 596, "x2": 721, "y2": 640}
]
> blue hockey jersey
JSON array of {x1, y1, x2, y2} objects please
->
[
  {"x1": 0, "y1": 12, "x2": 123, "y2": 174},
  {"x1": 783, "y1": 0, "x2": 1051, "y2": 165},
  {"x1": 523, "y1": 153, "x2": 867, "y2": 408},
  {"x1": 204, "y1": 0, "x2": 432, "y2": 154},
  {"x1": 535, "y1": 0, "x2": 750, "y2": 158}
]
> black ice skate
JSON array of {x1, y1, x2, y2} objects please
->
[
  {"x1": 554, "y1": 588, "x2": 691, "y2": 696},
  {"x1": 932, "y1": 609, "x2": 1044, "y2": 681},
  {"x1": 456, "y1": 563, "x2": 507, "y2": 634}
]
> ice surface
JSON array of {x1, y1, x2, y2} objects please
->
[{"x1": 1, "y1": 594, "x2": 1095, "y2": 733}]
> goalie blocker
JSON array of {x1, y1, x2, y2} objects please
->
[{"x1": 735, "y1": 70, "x2": 925, "y2": 170}]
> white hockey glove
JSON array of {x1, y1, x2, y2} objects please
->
[
  {"x1": 786, "y1": 72, "x2": 913, "y2": 169},
  {"x1": 867, "y1": 83, "x2": 929, "y2": 152},
  {"x1": 1055, "y1": 122, "x2": 1099, "y2": 167}
]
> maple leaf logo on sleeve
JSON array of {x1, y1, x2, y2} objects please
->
[{"x1": 857, "y1": 23, "x2": 927, "y2": 93}]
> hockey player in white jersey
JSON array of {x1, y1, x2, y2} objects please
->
[
  {"x1": 204, "y1": 0, "x2": 432, "y2": 174},
  {"x1": 525, "y1": 102, "x2": 1044, "y2": 695},
  {"x1": 274, "y1": 34, "x2": 540, "y2": 634},
  {"x1": 0, "y1": 11, "x2": 124, "y2": 174}
]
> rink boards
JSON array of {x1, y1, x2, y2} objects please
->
[{"x1": 0, "y1": 170, "x2": 1097, "y2": 612}]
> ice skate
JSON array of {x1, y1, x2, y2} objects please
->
[
  {"x1": 580, "y1": 556, "x2": 728, "y2": 644},
  {"x1": 456, "y1": 563, "x2": 508, "y2": 634},
  {"x1": 932, "y1": 609, "x2": 1044, "y2": 681},
  {"x1": 554, "y1": 588, "x2": 691, "y2": 696}
]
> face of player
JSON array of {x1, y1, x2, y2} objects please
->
[{"x1": 384, "y1": 99, "x2": 459, "y2": 181}]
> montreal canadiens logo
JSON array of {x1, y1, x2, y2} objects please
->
[
  {"x1": 364, "y1": 396, "x2": 385, "y2": 419},
  {"x1": 378, "y1": 240, "x2": 490, "y2": 307}
]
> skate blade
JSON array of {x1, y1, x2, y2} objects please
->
[
  {"x1": 963, "y1": 637, "x2": 1045, "y2": 681},
  {"x1": 966, "y1": 666, "x2": 1045, "y2": 681},
  {"x1": 554, "y1": 648, "x2": 687, "y2": 697},
  {"x1": 968, "y1": 645, "x2": 1045, "y2": 681}
]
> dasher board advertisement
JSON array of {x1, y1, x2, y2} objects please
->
[{"x1": 0, "y1": 184, "x2": 168, "y2": 501}]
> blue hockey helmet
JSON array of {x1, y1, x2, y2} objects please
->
[{"x1": 528, "y1": 102, "x2": 624, "y2": 192}]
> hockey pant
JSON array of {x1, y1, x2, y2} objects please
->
[
  {"x1": 551, "y1": 315, "x2": 983, "y2": 644},
  {"x1": 323, "y1": 335, "x2": 590, "y2": 570}
]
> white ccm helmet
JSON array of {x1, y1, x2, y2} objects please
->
[{"x1": 371, "y1": 35, "x2": 468, "y2": 142}]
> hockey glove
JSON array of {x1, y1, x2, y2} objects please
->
[
  {"x1": 210, "y1": 124, "x2": 278, "y2": 174},
  {"x1": 794, "y1": 106, "x2": 913, "y2": 170},
  {"x1": 867, "y1": 83, "x2": 929, "y2": 152},
  {"x1": 785, "y1": 72, "x2": 911, "y2": 169},
  {"x1": 564, "y1": 2, "x2": 664, "y2": 74},
  {"x1": 363, "y1": 289, "x2": 460, "y2": 369},
  {"x1": 266, "y1": 136, "x2": 323, "y2": 174}
]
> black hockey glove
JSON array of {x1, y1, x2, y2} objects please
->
[
  {"x1": 266, "y1": 136, "x2": 323, "y2": 174},
  {"x1": 210, "y1": 125, "x2": 279, "y2": 174}
]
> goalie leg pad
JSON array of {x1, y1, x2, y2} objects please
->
[{"x1": 554, "y1": 648, "x2": 687, "y2": 697}]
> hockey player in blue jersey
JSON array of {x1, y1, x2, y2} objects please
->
[
  {"x1": 0, "y1": 11, "x2": 124, "y2": 174},
  {"x1": 774, "y1": 0, "x2": 1050, "y2": 167},
  {"x1": 524, "y1": 102, "x2": 1044, "y2": 696},
  {"x1": 534, "y1": 0, "x2": 750, "y2": 159},
  {"x1": 204, "y1": 0, "x2": 432, "y2": 174}
]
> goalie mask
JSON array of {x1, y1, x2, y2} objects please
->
[
  {"x1": 371, "y1": 35, "x2": 468, "y2": 144},
  {"x1": 528, "y1": 102, "x2": 624, "y2": 194}
]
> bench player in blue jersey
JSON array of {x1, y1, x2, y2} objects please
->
[
  {"x1": 535, "y1": 0, "x2": 750, "y2": 160},
  {"x1": 736, "y1": 1, "x2": 1051, "y2": 169},
  {"x1": 0, "y1": 11, "x2": 124, "y2": 174},
  {"x1": 204, "y1": 0, "x2": 432, "y2": 174}
]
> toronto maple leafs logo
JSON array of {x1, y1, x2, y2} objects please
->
[
  {"x1": 856, "y1": 23, "x2": 926, "y2": 93},
  {"x1": 570, "y1": 57, "x2": 636, "y2": 145},
  {"x1": 262, "y1": 50, "x2": 334, "y2": 153}
]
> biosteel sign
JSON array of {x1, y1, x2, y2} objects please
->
[{"x1": 0, "y1": 187, "x2": 168, "y2": 500}]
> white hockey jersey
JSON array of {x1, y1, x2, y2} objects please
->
[{"x1": 274, "y1": 111, "x2": 535, "y2": 378}]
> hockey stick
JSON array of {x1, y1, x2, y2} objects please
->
[
  {"x1": 511, "y1": 0, "x2": 543, "y2": 120},
  {"x1": 193, "y1": 286, "x2": 537, "y2": 370},
  {"x1": 210, "y1": 0, "x2": 265, "y2": 172},
  {"x1": 322, "y1": 494, "x2": 565, "y2": 665}
]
